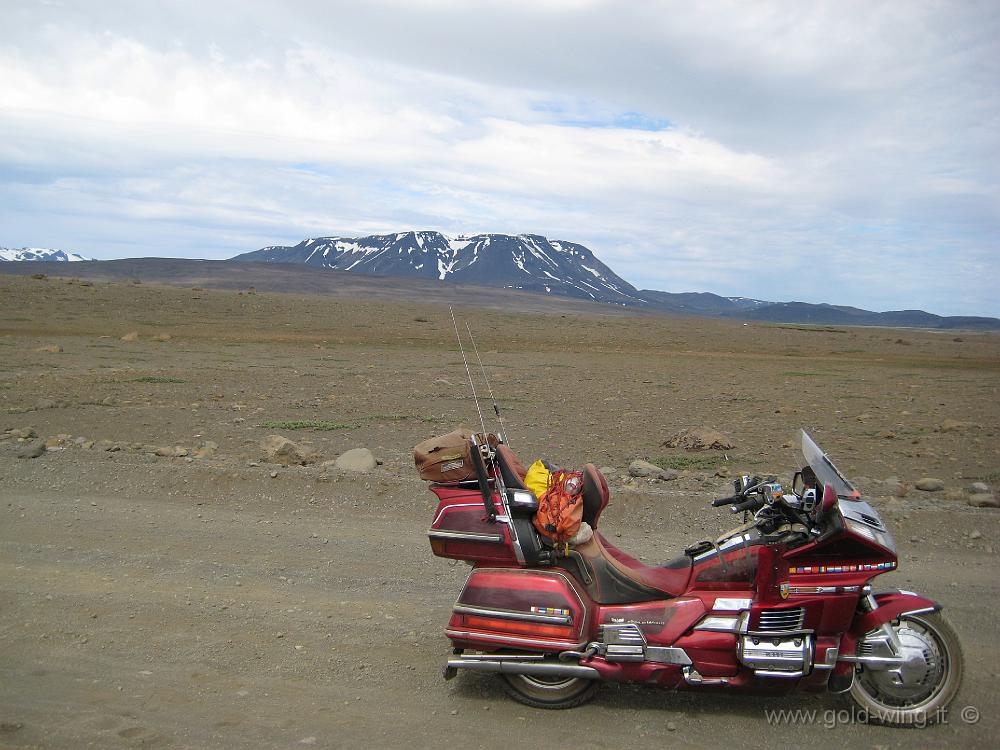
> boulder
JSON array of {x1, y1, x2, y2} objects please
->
[
  {"x1": 334, "y1": 448, "x2": 377, "y2": 473},
  {"x1": 33, "y1": 345, "x2": 62, "y2": 353},
  {"x1": 939, "y1": 419, "x2": 969, "y2": 433},
  {"x1": 883, "y1": 476, "x2": 909, "y2": 497},
  {"x1": 193, "y1": 440, "x2": 218, "y2": 459},
  {"x1": 915, "y1": 477, "x2": 946, "y2": 492},
  {"x1": 261, "y1": 435, "x2": 319, "y2": 465},
  {"x1": 154, "y1": 445, "x2": 189, "y2": 458},
  {"x1": 44, "y1": 434, "x2": 72, "y2": 449},
  {"x1": 967, "y1": 493, "x2": 998, "y2": 509},
  {"x1": 120, "y1": 331, "x2": 139, "y2": 342},
  {"x1": 968, "y1": 481, "x2": 990, "y2": 494},
  {"x1": 663, "y1": 428, "x2": 735, "y2": 451},
  {"x1": 628, "y1": 460, "x2": 678, "y2": 481},
  {"x1": 16, "y1": 440, "x2": 45, "y2": 459},
  {"x1": 152, "y1": 334, "x2": 172, "y2": 342}
]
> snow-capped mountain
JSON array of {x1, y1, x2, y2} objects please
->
[
  {"x1": 233, "y1": 231, "x2": 644, "y2": 305},
  {"x1": 0, "y1": 246, "x2": 90, "y2": 262}
]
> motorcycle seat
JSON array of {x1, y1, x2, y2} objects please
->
[
  {"x1": 578, "y1": 465, "x2": 690, "y2": 596},
  {"x1": 596, "y1": 533, "x2": 692, "y2": 597}
]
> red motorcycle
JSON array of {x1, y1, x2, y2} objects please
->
[{"x1": 424, "y1": 429, "x2": 963, "y2": 726}]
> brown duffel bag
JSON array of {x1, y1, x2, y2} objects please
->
[{"x1": 414, "y1": 427, "x2": 477, "y2": 483}]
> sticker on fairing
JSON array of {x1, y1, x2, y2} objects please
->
[{"x1": 531, "y1": 606, "x2": 570, "y2": 616}]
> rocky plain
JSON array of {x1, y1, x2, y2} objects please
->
[{"x1": 1, "y1": 272, "x2": 998, "y2": 749}]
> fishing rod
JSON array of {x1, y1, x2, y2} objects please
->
[
  {"x1": 466, "y1": 321, "x2": 509, "y2": 447},
  {"x1": 449, "y1": 306, "x2": 489, "y2": 438},
  {"x1": 450, "y1": 307, "x2": 509, "y2": 525}
]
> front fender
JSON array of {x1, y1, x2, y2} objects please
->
[{"x1": 839, "y1": 590, "x2": 941, "y2": 657}]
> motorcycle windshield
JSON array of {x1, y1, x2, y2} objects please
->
[{"x1": 800, "y1": 429, "x2": 859, "y2": 499}]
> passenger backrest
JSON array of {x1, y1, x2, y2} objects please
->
[
  {"x1": 581, "y1": 464, "x2": 610, "y2": 528},
  {"x1": 495, "y1": 444, "x2": 528, "y2": 490}
]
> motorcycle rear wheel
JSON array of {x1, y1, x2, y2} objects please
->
[
  {"x1": 499, "y1": 671, "x2": 599, "y2": 709},
  {"x1": 849, "y1": 612, "x2": 963, "y2": 727}
]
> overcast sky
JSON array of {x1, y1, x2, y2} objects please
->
[{"x1": 2, "y1": 0, "x2": 998, "y2": 316}]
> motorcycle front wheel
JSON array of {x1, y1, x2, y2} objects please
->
[
  {"x1": 500, "y1": 671, "x2": 599, "y2": 709},
  {"x1": 849, "y1": 612, "x2": 963, "y2": 727}
]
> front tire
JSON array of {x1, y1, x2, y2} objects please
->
[
  {"x1": 849, "y1": 612, "x2": 963, "y2": 727},
  {"x1": 500, "y1": 671, "x2": 599, "y2": 709}
]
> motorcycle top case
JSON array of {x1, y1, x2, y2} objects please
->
[
  {"x1": 427, "y1": 484, "x2": 518, "y2": 564},
  {"x1": 446, "y1": 567, "x2": 591, "y2": 651}
]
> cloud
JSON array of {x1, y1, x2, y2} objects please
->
[{"x1": 0, "y1": 0, "x2": 998, "y2": 316}]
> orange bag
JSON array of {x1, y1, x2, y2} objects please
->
[{"x1": 532, "y1": 469, "x2": 584, "y2": 543}]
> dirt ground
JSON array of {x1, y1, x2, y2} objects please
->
[{"x1": 1, "y1": 274, "x2": 999, "y2": 749}]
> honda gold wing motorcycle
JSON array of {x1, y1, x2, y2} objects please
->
[{"x1": 422, "y1": 429, "x2": 963, "y2": 726}]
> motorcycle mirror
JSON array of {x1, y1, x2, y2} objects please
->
[
  {"x1": 792, "y1": 470, "x2": 804, "y2": 494},
  {"x1": 811, "y1": 483, "x2": 838, "y2": 522}
]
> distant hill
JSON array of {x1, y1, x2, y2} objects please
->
[
  {"x1": 720, "y1": 301, "x2": 1000, "y2": 330},
  {"x1": 233, "y1": 231, "x2": 644, "y2": 306},
  {"x1": 1, "y1": 246, "x2": 90, "y2": 262},
  {"x1": 637, "y1": 289, "x2": 772, "y2": 316},
  {"x1": 233, "y1": 231, "x2": 998, "y2": 329},
  {"x1": 3, "y1": 234, "x2": 997, "y2": 329}
]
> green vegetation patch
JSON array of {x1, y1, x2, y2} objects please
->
[
  {"x1": 257, "y1": 419, "x2": 355, "y2": 431},
  {"x1": 129, "y1": 376, "x2": 186, "y2": 383},
  {"x1": 653, "y1": 454, "x2": 733, "y2": 471}
]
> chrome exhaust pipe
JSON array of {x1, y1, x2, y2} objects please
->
[{"x1": 446, "y1": 658, "x2": 600, "y2": 679}]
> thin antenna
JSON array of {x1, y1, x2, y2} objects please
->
[
  {"x1": 466, "y1": 322, "x2": 509, "y2": 445},
  {"x1": 450, "y1": 306, "x2": 488, "y2": 437}
]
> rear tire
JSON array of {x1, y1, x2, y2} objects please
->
[
  {"x1": 500, "y1": 671, "x2": 599, "y2": 709},
  {"x1": 849, "y1": 612, "x2": 963, "y2": 727}
]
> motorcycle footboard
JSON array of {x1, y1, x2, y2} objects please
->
[{"x1": 446, "y1": 567, "x2": 591, "y2": 652}]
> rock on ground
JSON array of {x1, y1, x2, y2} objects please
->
[
  {"x1": 120, "y1": 331, "x2": 139, "y2": 342},
  {"x1": 628, "y1": 459, "x2": 678, "y2": 481},
  {"x1": 884, "y1": 476, "x2": 909, "y2": 497},
  {"x1": 334, "y1": 448, "x2": 377, "y2": 472},
  {"x1": 154, "y1": 446, "x2": 189, "y2": 458},
  {"x1": 968, "y1": 493, "x2": 999, "y2": 508},
  {"x1": 16, "y1": 440, "x2": 45, "y2": 459},
  {"x1": 939, "y1": 419, "x2": 970, "y2": 433},
  {"x1": 260, "y1": 435, "x2": 319, "y2": 466},
  {"x1": 5, "y1": 428, "x2": 37, "y2": 440},
  {"x1": 915, "y1": 477, "x2": 946, "y2": 492},
  {"x1": 663, "y1": 427, "x2": 735, "y2": 451}
]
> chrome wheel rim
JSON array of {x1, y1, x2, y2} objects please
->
[{"x1": 855, "y1": 617, "x2": 949, "y2": 709}]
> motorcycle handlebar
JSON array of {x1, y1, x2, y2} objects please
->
[
  {"x1": 730, "y1": 497, "x2": 761, "y2": 514},
  {"x1": 712, "y1": 495, "x2": 739, "y2": 507}
]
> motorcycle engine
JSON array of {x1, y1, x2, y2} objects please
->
[{"x1": 738, "y1": 634, "x2": 814, "y2": 676}]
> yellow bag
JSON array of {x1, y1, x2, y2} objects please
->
[{"x1": 524, "y1": 459, "x2": 551, "y2": 499}]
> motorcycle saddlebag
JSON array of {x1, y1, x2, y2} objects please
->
[
  {"x1": 446, "y1": 567, "x2": 590, "y2": 652},
  {"x1": 414, "y1": 428, "x2": 476, "y2": 483}
]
